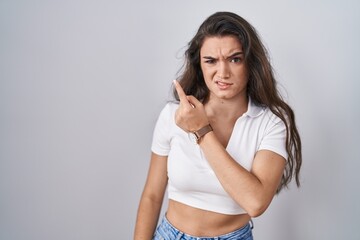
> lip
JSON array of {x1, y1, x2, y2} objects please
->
[{"x1": 215, "y1": 80, "x2": 233, "y2": 90}]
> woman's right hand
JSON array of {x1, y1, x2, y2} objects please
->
[{"x1": 173, "y1": 80, "x2": 209, "y2": 132}]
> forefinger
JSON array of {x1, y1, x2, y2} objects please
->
[{"x1": 173, "y1": 80, "x2": 188, "y2": 103}]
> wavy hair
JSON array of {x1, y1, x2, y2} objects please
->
[{"x1": 174, "y1": 12, "x2": 302, "y2": 193}]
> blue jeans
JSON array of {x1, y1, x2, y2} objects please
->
[{"x1": 153, "y1": 216, "x2": 253, "y2": 240}]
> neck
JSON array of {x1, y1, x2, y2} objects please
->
[{"x1": 205, "y1": 94, "x2": 248, "y2": 120}]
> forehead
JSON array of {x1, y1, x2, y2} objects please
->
[{"x1": 200, "y1": 35, "x2": 243, "y2": 55}]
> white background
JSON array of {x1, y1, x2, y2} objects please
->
[{"x1": 1, "y1": 0, "x2": 359, "y2": 239}]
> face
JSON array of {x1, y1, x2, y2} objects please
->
[{"x1": 200, "y1": 35, "x2": 248, "y2": 102}]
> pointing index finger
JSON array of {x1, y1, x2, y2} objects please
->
[{"x1": 173, "y1": 80, "x2": 188, "y2": 102}]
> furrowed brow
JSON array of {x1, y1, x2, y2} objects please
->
[
  {"x1": 203, "y1": 56, "x2": 216, "y2": 59},
  {"x1": 226, "y1": 51, "x2": 244, "y2": 59}
]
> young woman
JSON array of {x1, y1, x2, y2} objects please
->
[{"x1": 134, "y1": 11, "x2": 302, "y2": 240}]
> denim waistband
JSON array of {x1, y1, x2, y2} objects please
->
[{"x1": 154, "y1": 215, "x2": 253, "y2": 240}]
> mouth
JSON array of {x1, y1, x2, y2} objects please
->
[{"x1": 215, "y1": 80, "x2": 233, "y2": 90}]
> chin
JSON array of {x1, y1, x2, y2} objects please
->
[
  {"x1": 211, "y1": 92, "x2": 244, "y2": 102},
  {"x1": 214, "y1": 94, "x2": 233, "y2": 101}
]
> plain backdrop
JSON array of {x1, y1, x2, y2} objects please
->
[{"x1": 1, "y1": 0, "x2": 359, "y2": 239}]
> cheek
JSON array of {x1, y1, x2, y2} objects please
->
[
  {"x1": 200, "y1": 67, "x2": 212, "y2": 86},
  {"x1": 201, "y1": 65, "x2": 215, "y2": 79},
  {"x1": 234, "y1": 66, "x2": 248, "y2": 79}
]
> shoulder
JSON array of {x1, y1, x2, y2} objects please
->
[
  {"x1": 159, "y1": 101, "x2": 179, "y2": 116},
  {"x1": 155, "y1": 101, "x2": 179, "y2": 123},
  {"x1": 245, "y1": 99, "x2": 286, "y2": 135},
  {"x1": 263, "y1": 108, "x2": 284, "y2": 125},
  {"x1": 256, "y1": 108, "x2": 287, "y2": 137},
  {"x1": 164, "y1": 101, "x2": 179, "y2": 111},
  {"x1": 248, "y1": 98, "x2": 284, "y2": 124}
]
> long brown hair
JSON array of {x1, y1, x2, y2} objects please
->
[{"x1": 174, "y1": 12, "x2": 302, "y2": 193}]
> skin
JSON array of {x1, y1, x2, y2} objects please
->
[{"x1": 134, "y1": 36, "x2": 286, "y2": 239}]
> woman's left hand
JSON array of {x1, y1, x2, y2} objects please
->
[{"x1": 173, "y1": 80, "x2": 209, "y2": 132}]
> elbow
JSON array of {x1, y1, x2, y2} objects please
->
[
  {"x1": 245, "y1": 201, "x2": 270, "y2": 218},
  {"x1": 247, "y1": 207, "x2": 266, "y2": 218}
]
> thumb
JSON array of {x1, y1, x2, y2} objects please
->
[{"x1": 186, "y1": 95, "x2": 202, "y2": 108}]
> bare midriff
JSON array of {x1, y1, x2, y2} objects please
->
[{"x1": 166, "y1": 199, "x2": 251, "y2": 237}]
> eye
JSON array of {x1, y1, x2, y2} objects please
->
[
  {"x1": 204, "y1": 59, "x2": 216, "y2": 64},
  {"x1": 230, "y1": 57, "x2": 242, "y2": 63}
]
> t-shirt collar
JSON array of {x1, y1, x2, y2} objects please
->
[{"x1": 244, "y1": 97, "x2": 265, "y2": 118}]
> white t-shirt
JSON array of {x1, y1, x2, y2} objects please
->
[{"x1": 151, "y1": 98, "x2": 288, "y2": 215}]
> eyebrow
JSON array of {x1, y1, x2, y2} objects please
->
[
  {"x1": 227, "y1": 51, "x2": 244, "y2": 59},
  {"x1": 202, "y1": 51, "x2": 244, "y2": 60}
]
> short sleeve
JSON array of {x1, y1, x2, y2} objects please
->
[
  {"x1": 258, "y1": 113, "x2": 288, "y2": 160},
  {"x1": 151, "y1": 103, "x2": 173, "y2": 156}
]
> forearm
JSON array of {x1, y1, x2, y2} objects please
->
[
  {"x1": 199, "y1": 132, "x2": 274, "y2": 217},
  {"x1": 134, "y1": 196, "x2": 163, "y2": 240}
]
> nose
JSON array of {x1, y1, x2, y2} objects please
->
[{"x1": 217, "y1": 61, "x2": 230, "y2": 79}]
